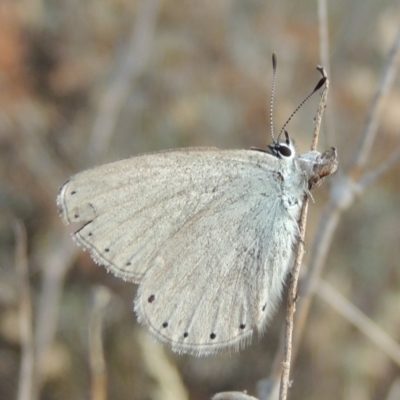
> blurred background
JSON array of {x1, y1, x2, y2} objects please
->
[{"x1": 1, "y1": 0, "x2": 399, "y2": 399}]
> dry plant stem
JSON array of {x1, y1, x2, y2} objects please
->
[
  {"x1": 278, "y1": 202, "x2": 309, "y2": 400},
  {"x1": 311, "y1": 77, "x2": 329, "y2": 150},
  {"x1": 88, "y1": 0, "x2": 161, "y2": 161},
  {"x1": 290, "y1": 202, "x2": 340, "y2": 358},
  {"x1": 264, "y1": 23, "x2": 399, "y2": 400},
  {"x1": 317, "y1": 280, "x2": 400, "y2": 367},
  {"x1": 278, "y1": 79, "x2": 329, "y2": 400},
  {"x1": 14, "y1": 221, "x2": 37, "y2": 400},
  {"x1": 281, "y1": 21, "x2": 400, "y2": 381},
  {"x1": 89, "y1": 287, "x2": 111, "y2": 400}
]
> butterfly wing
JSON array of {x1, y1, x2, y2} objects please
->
[
  {"x1": 57, "y1": 148, "x2": 232, "y2": 282},
  {"x1": 57, "y1": 148, "x2": 303, "y2": 354}
]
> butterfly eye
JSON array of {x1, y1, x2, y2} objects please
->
[{"x1": 278, "y1": 145, "x2": 292, "y2": 158}]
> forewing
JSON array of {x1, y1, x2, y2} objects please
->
[{"x1": 57, "y1": 148, "x2": 283, "y2": 283}]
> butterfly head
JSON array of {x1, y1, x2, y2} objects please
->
[{"x1": 268, "y1": 130, "x2": 297, "y2": 162}]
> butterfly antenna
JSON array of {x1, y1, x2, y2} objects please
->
[
  {"x1": 270, "y1": 53, "x2": 278, "y2": 142},
  {"x1": 277, "y1": 65, "x2": 327, "y2": 141}
]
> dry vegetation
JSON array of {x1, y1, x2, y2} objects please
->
[{"x1": 0, "y1": 1, "x2": 399, "y2": 399}]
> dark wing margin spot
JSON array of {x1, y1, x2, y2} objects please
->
[
  {"x1": 71, "y1": 191, "x2": 76, "y2": 195},
  {"x1": 105, "y1": 248, "x2": 110, "y2": 252},
  {"x1": 74, "y1": 214, "x2": 79, "y2": 219},
  {"x1": 162, "y1": 322, "x2": 168, "y2": 328},
  {"x1": 183, "y1": 332, "x2": 188, "y2": 338},
  {"x1": 126, "y1": 261, "x2": 131, "y2": 266},
  {"x1": 262, "y1": 304, "x2": 266, "y2": 311},
  {"x1": 210, "y1": 333, "x2": 216, "y2": 340},
  {"x1": 148, "y1": 295, "x2": 155, "y2": 303},
  {"x1": 88, "y1": 232, "x2": 93, "y2": 236},
  {"x1": 240, "y1": 324, "x2": 246, "y2": 329}
]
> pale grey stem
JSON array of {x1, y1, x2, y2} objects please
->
[
  {"x1": 15, "y1": 221, "x2": 36, "y2": 400},
  {"x1": 34, "y1": 236, "x2": 78, "y2": 390},
  {"x1": 351, "y1": 25, "x2": 400, "y2": 172},
  {"x1": 88, "y1": 0, "x2": 161, "y2": 162},
  {"x1": 89, "y1": 286, "x2": 112, "y2": 400},
  {"x1": 317, "y1": 280, "x2": 400, "y2": 367},
  {"x1": 358, "y1": 143, "x2": 400, "y2": 189},
  {"x1": 15, "y1": 104, "x2": 78, "y2": 396}
]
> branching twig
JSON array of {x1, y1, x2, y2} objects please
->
[
  {"x1": 316, "y1": 280, "x2": 400, "y2": 367},
  {"x1": 272, "y1": 15, "x2": 400, "y2": 400},
  {"x1": 350, "y1": 25, "x2": 400, "y2": 175},
  {"x1": 359, "y1": 143, "x2": 400, "y2": 188},
  {"x1": 296, "y1": 21, "x2": 400, "y2": 327}
]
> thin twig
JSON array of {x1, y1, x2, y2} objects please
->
[
  {"x1": 290, "y1": 201, "x2": 341, "y2": 356},
  {"x1": 15, "y1": 221, "x2": 37, "y2": 400},
  {"x1": 278, "y1": 77, "x2": 329, "y2": 400},
  {"x1": 316, "y1": 280, "x2": 400, "y2": 367},
  {"x1": 278, "y1": 19, "x2": 400, "y2": 395},
  {"x1": 311, "y1": 69, "x2": 328, "y2": 150},
  {"x1": 278, "y1": 202, "x2": 309, "y2": 400}
]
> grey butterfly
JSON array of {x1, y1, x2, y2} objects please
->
[{"x1": 57, "y1": 135, "x2": 337, "y2": 356}]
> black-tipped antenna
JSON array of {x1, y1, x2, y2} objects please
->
[
  {"x1": 277, "y1": 65, "x2": 327, "y2": 141},
  {"x1": 270, "y1": 53, "x2": 278, "y2": 142}
]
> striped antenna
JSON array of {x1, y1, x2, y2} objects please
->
[
  {"x1": 270, "y1": 53, "x2": 278, "y2": 142},
  {"x1": 277, "y1": 65, "x2": 327, "y2": 141}
]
